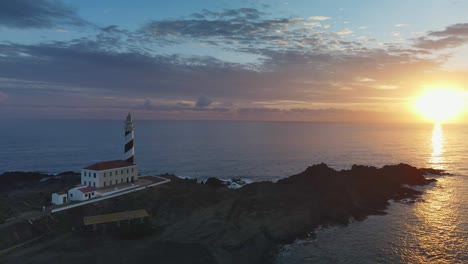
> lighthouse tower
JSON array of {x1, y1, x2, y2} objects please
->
[{"x1": 124, "y1": 113, "x2": 135, "y2": 164}]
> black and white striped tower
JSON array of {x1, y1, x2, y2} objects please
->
[{"x1": 124, "y1": 113, "x2": 135, "y2": 164}]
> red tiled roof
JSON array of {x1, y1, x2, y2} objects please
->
[
  {"x1": 84, "y1": 160, "x2": 134, "y2": 171},
  {"x1": 78, "y1": 186, "x2": 95, "y2": 193}
]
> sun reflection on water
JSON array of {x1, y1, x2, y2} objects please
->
[
  {"x1": 430, "y1": 123, "x2": 444, "y2": 169},
  {"x1": 410, "y1": 176, "x2": 463, "y2": 263},
  {"x1": 409, "y1": 123, "x2": 464, "y2": 263}
]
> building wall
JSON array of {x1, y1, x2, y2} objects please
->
[
  {"x1": 51, "y1": 193, "x2": 67, "y2": 205},
  {"x1": 68, "y1": 187, "x2": 85, "y2": 201},
  {"x1": 68, "y1": 187, "x2": 97, "y2": 201},
  {"x1": 81, "y1": 165, "x2": 138, "y2": 188}
]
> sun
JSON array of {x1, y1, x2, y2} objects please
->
[{"x1": 414, "y1": 88, "x2": 466, "y2": 123}]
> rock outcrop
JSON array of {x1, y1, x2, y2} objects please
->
[{"x1": 0, "y1": 164, "x2": 441, "y2": 264}]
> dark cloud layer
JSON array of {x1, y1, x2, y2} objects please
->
[
  {"x1": 0, "y1": 5, "x2": 466, "y2": 121},
  {"x1": 0, "y1": 40, "x2": 438, "y2": 104},
  {"x1": 196, "y1": 96, "x2": 213, "y2": 108},
  {"x1": 141, "y1": 7, "x2": 332, "y2": 51},
  {"x1": 0, "y1": 0, "x2": 87, "y2": 29},
  {"x1": 415, "y1": 23, "x2": 468, "y2": 50},
  {"x1": 143, "y1": 10, "x2": 292, "y2": 40}
]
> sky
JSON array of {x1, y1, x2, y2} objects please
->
[{"x1": 1, "y1": 0, "x2": 468, "y2": 122}]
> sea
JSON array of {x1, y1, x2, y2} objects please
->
[{"x1": 0, "y1": 119, "x2": 466, "y2": 263}]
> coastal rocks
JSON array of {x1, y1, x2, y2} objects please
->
[
  {"x1": 0, "y1": 171, "x2": 80, "y2": 190},
  {"x1": 0, "y1": 172, "x2": 50, "y2": 186},
  {"x1": 145, "y1": 163, "x2": 441, "y2": 263},
  {"x1": 204, "y1": 177, "x2": 225, "y2": 187},
  {"x1": 205, "y1": 177, "x2": 247, "y2": 189},
  {"x1": 0, "y1": 164, "x2": 443, "y2": 264}
]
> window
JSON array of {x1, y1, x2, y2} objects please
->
[
  {"x1": 92, "y1": 192, "x2": 95, "y2": 196},
  {"x1": 104, "y1": 172, "x2": 106, "y2": 177},
  {"x1": 93, "y1": 173, "x2": 96, "y2": 178},
  {"x1": 127, "y1": 169, "x2": 129, "y2": 173},
  {"x1": 93, "y1": 182, "x2": 96, "y2": 187},
  {"x1": 70, "y1": 193, "x2": 73, "y2": 197},
  {"x1": 121, "y1": 178, "x2": 123, "y2": 183},
  {"x1": 132, "y1": 168, "x2": 134, "y2": 173},
  {"x1": 85, "y1": 193, "x2": 88, "y2": 197},
  {"x1": 84, "y1": 181, "x2": 86, "y2": 185},
  {"x1": 104, "y1": 182, "x2": 106, "y2": 187},
  {"x1": 116, "y1": 170, "x2": 118, "y2": 175},
  {"x1": 121, "y1": 170, "x2": 123, "y2": 174},
  {"x1": 110, "y1": 171, "x2": 112, "y2": 176},
  {"x1": 115, "y1": 180, "x2": 118, "y2": 184}
]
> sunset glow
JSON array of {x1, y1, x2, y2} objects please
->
[
  {"x1": 414, "y1": 89, "x2": 466, "y2": 123},
  {"x1": 2, "y1": 1, "x2": 468, "y2": 122}
]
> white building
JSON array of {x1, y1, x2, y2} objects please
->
[
  {"x1": 68, "y1": 186, "x2": 97, "y2": 201},
  {"x1": 51, "y1": 191, "x2": 68, "y2": 205},
  {"x1": 51, "y1": 113, "x2": 139, "y2": 205},
  {"x1": 81, "y1": 160, "x2": 138, "y2": 188}
]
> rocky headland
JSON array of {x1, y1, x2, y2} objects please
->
[{"x1": 0, "y1": 163, "x2": 443, "y2": 264}]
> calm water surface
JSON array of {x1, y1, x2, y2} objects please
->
[{"x1": 0, "y1": 120, "x2": 466, "y2": 263}]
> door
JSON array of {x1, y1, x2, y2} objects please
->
[
  {"x1": 131, "y1": 176, "x2": 134, "y2": 183},
  {"x1": 63, "y1": 197, "x2": 66, "y2": 203}
]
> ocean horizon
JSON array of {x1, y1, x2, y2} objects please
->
[
  {"x1": 0, "y1": 119, "x2": 460, "y2": 176},
  {"x1": 1, "y1": 119, "x2": 467, "y2": 263}
]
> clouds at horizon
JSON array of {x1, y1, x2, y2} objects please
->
[{"x1": 1, "y1": 1, "x2": 468, "y2": 122}]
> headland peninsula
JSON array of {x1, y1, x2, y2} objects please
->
[{"x1": 0, "y1": 163, "x2": 444, "y2": 264}]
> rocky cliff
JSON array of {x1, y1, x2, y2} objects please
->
[{"x1": 0, "y1": 164, "x2": 441, "y2": 264}]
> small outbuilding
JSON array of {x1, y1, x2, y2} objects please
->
[
  {"x1": 68, "y1": 186, "x2": 97, "y2": 201},
  {"x1": 51, "y1": 191, "x2": 68, "y2": 205}
]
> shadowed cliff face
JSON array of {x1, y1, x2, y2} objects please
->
[{"x1": 0, "y1": 164, "x2": 441, "y2": 264}]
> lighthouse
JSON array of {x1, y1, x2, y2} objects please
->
[
  {"x1": 124, "y1": 112, "x2": 135, "y2": 164},
  {"x1": 51, "y1": 113, "x2": 140, "y2": 205}
]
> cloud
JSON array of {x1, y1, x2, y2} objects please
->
[
  {"x1": 0, "y1": 34, "x2": 439, "y2": 105},
  {"x1": 0, "y1": 0, "x2": 88, "y2": 29},
  {"x1": 235, "y1": 107, "x2": 409, "y2": 123},
  {"x1": 355, "y1": 77, "x2": 376, "y2": 82},
  {"x1": 0, "y1": 6, "x2": 457, "y2": 121},
  {"x1": 309, "y1": 16, "x2": 331, "y2": 21},
  {"x1": 195, "y1": 96, "x2": 213, "y2": 107},
  {"x1": 336, "y1": 29, "x2": 353, "y2": 35},
  {"x1": 142, "y1": 98, "x2": 155, "y2": 110},
  {"x1": 414, "y1": 23, "x2": 468, "y2": 50},
  {"x1": 395, "y1": 24, "x2": 409, "y2": 27},
  {"x1": 140, "y1": 8, "x2": 339, "y2": 51},
  {"x1": 414, "y1": 36, "x2": 467, "y2": 50},
  {"x1": 142, "y1": 9, "x2": 297, "y2": 41},
  {"x1": 428, "y1": 23, "x2": 468, "y2": 37}
]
